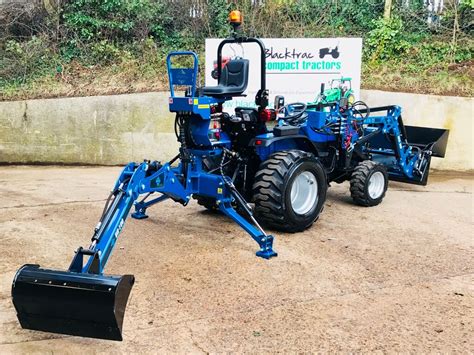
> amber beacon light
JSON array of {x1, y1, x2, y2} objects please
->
[{"x1": 229, "y1": 10, "x2": 242, "y2": 27}]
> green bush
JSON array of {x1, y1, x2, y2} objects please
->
[
  {"x1": 207, "y1": 0, "x2": 232, "y2": 38},
  {"x1": 289, "y1": 0, "x2": 384, "y2": 34},
  {"x1": 0, "y1": 36, "x2": 59, "y2": 86},
  {"x1": 63, "y1": 0, "x2": 167, "y2": 42},
  {"x1": 417, "y1": 40, "x2": 473, "y2": 65},
  {"x1": 365, "y1": 17, "x2": 411, "y2": 63}
]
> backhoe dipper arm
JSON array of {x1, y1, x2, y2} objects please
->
[
  {"x1": 70, "y1": 154, "x2": 277, "y2": 277},
  {"x1": 11, "y1": 160, "x2": 193, "y2": 341},
  {"x1": 69, "y1": 163, "x2": 140, "y2": 274},
  {"x1": 69, "y1": 161, "x2": 189, "y2": 275},
  {"x1": 10, "y1": 161, "x2": 164, "y2": 342}
]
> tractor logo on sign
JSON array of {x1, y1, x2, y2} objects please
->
[{"x1": 319, "y1": 45, "x2": 340, "y2": 59}]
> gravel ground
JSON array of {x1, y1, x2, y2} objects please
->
[{"x1": 0, "y1": 166, "x2": 472, "y2": 353}]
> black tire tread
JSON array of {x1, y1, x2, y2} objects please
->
[
  {"x1": 350, "y1": 160, "x2": 387, "y2": 206},
  {"x1": 253, "y1": 150, "x2": 322, "y2": 232}
]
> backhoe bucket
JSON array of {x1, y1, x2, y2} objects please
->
[{"x1": 12, "y1": 264, "x2": 134, "y2": 341}]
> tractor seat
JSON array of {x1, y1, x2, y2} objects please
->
[{"x1": 202, "y1": 59, "x2": 249, "y2": 97}]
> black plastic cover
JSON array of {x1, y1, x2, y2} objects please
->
[
  {"x1": 12, "y1": 264, "x2": 134, "y2": 341},
  {"x1": 273, "y1": 125, "x2": 300, "y2": 137}
]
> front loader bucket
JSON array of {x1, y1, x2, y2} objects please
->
[
  {"x1": 404, "y1": 125, "x2": 449, "y2": 158},
  {"x1": 12, "y1": 264, "x2": 134, "y2": 341},
  {"x1": 367, "y1": 122, "x2": 449, "y2": 185},
  {"x1": 395, "y1": 125, "x2": 449, "y2": 185}
]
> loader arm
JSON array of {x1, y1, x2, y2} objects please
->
[
  {"x1": 361, "y1": 106, "x2": 419, "y2": 178},
  {"x1": 357, "y1": 105, "x2": 448, "y2": 184}
]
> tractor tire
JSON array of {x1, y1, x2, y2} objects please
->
[
  {"x1": 350, "y1": 160, "x2": 388, "y2": 207},
  {"x1": 253, "y1": 150, "x2": 327, "y2": 232}
]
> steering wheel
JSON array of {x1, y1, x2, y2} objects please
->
[
  {"x1": 279, "y1": 102, "x2": 308, "y2": 126},
  {"x1": 350, "y1": 101, "x2": 370, "y2": 120}
]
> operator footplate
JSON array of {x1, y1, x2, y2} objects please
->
[{"x1": 12, "y1": 264, "x2": 134, "y2": 341}]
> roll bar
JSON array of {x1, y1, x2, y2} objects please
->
[{"x1": 216, "y1": 36, "x2": 268, "y2": 108}]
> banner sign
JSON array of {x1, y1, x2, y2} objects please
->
[{"x1": 205, "y1": 38, "x2": 362, "y2": 110}]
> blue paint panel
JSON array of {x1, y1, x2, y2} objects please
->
[
  {"x1": 256, "y1": 139, "x2": 300, "y2": 161},
  {"x1": 306, "y1": 110, "x2": 327, "y2": 129},
  {"x1": 169, "y1": 68, "x2": 195, "y2": 86}
]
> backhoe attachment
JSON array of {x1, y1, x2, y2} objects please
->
[
  {"x1": 12, "y1": 156, "x2": 276, "y2": 341},
  {"x1": 12, "y1": 36, "x2": 277, "y2": 341}
]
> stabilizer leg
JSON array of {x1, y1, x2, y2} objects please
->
[
  {"x1": 218, "y1": 201, "x2": 277, "y2": 259},
  {"x1": 131, "y1": 193, "x2": 169, "y2": 219}
]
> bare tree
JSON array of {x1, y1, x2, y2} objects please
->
[{"x1": 384, "y1": 0, "x2": 392, "y2": 19}]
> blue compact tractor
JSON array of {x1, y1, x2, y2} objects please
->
[{"x1": 11, "y1": 11, "x2": 448, "y2": 341}]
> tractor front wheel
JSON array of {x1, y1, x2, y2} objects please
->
[
  {"x1": 350, "y1": 160, "x2": 388, "y2": 206},
  {"x1": 253, "y1": 150, "x2": 327, "y2": 232}
]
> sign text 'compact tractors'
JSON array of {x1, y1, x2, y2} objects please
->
[{"x1": 11, "y1": 11, "x2": 448, "y2": 341}]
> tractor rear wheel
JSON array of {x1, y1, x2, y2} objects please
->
[
  {"x1": 253, "y1": 150, "x2": 327, "y2": 232},
  {"x1": 350, "y1": 160, "x2": 388, "y2": 206}
]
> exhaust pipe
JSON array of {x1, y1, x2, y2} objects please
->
[{"x1": 12, "y1": 264, "x2": 134, "y2": 341}]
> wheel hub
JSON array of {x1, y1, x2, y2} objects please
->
[
  {"x1": 290, "y1": 171, "x2": 318, "y2": 215},
  {"x1": 368, "y1": 171, "x2": 385, "y2": 199}
]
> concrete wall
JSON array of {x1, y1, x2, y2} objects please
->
[
  {"x1": 0, "y1": 93, "x2": 179, "y2": 165},
  {"x1": 0, "y1": 0, "x2": 27, "y2": 4},
  {"x1": 0, "y1": 90, "x2": 472, "y2": 170}
]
